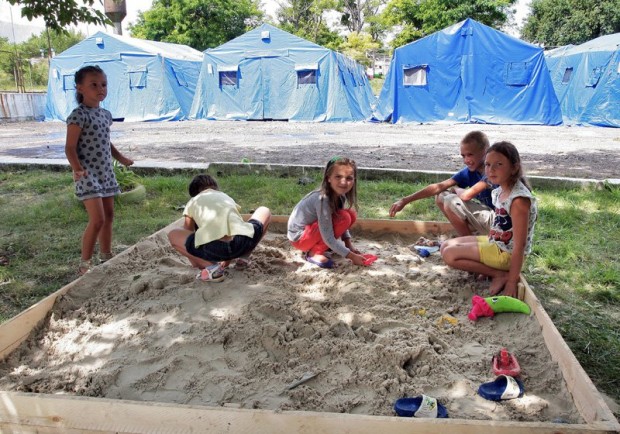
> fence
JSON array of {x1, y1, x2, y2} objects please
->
[{"x1": 0, "y1": 92, "x2": 46, "y2": 121}]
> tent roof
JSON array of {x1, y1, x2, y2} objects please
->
[
  {"x1": 548, "y1": 33, "x2": 620, "y2": 57},
  {"x1": 58, "y1": 31, "x2": 203, "y2": 61},
  {"x1": 204, "y1": 23, "x2": 326, "y2": 55}
]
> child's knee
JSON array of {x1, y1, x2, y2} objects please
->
[
  {"x1": 168, "y1": 230, "x2": 186, "y2": 249},
  {"x1": 252, "y1": 206, "x2": 271, "y2": 225},
  {"x1": 89, "y1": 215, "x2": 106, "y2": 231},
  {"x1": 435, "y1": 194, "x2": 444, "y2": 207},
  {"x1": 335, "y1": 209, "x2": 355, "y2": 226},
  {"x1": 348, "y1": 209, "x2": 357, "y2": 225}
]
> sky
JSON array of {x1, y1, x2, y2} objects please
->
[{"x1": 1, "y1": 0, "x2": 531, "y2": 42}]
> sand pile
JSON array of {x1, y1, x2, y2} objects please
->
[{"x1": 0, "y1": 225, "x2": 580, "y2": 422}]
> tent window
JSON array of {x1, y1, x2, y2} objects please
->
[
  {"x1": 295, "y1": 64, "x2": 318, "y2": 85},
  {"x1": 562, "y1": 67, "x2": 573, "y2": 84},
  {"x1": 220, "y1": 71, "x2": 238, "y2": 86},
  {"x1": 505, "y1": 62, "x2": 532, "y2": 86},
  {"x1": 172, "y1": 67, "x2": 188, "y2": 87},
  {"x1": 586, "y1": 67, "x2": 602, "y2": 87},
  {"x1": 297, "y1": 69, "x2": 317, "y2": 85},
  {"x1": 62, "y1": 74, "x2": 75, "y2": 91},
  {"x1": 403, "y1": 65, "x2": 427, "y2": 86},
  {"x1": 129, "y1": 67, "x2": 147, "y2": 88}
]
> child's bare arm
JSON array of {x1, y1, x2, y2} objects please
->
[
  {"x1": 183, "y1": 216, "x2": 197, "y2": 231},
  {"x1": 504, "y1": 197, "x2": 531, "y2": 297},
  {"x1": 456, "y1": 180, "x2": 489, "y2": 202},
  {"x1": 65, "y1": 124, "x2": 86, "y2": 180},
  {"x1": 111, "y1": 143, "x2": 134, "y2": 166},
  {"x1": 389, "y1": 178, "x2": 457, "y2": 217}
]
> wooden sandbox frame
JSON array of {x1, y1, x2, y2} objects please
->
[{"x1": 1, "y1": 216, "x2": 618, "y2": 434}]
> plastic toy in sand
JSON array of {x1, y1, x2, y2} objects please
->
[
  {"x1": 492, "y1": 348, "x2": 521, "y2": 377},
  {"x1": 411, "y1": 245, "x2": 439, "y2": 257},
  {"x1": 362, "y1": 253, "x2": 378, "y2": 266},
  {"x1": 394, "y1": 395, "x2": 449, "y2": 418},
  {"x1": 468, "y1": 295, "x2": 531, "y2": 321}
]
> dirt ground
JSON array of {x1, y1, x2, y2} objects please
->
[{"x1": 0, "y1": 120, "x2": 619, "y2": 179}]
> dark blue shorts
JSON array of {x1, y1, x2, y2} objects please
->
[{"x1": 185, "y1": 219, "x2": 264, "y2": 262}]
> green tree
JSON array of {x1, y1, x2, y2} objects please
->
[
  {"x1": 276, "y1": 0, "x2": 344, "y2": 49},
  {"x1": 522, "y1": 0, "x2": 620, "y2": 47},
  {"x1": 20, "y1": 30, "x2": 85, "y2": 87},
  {"x1": 381, "y1": 0, "x2": 516, "y2": 48},
  {"x1": 7, "y1": 0, "x2": 109, "y2": 32},
  {"x1": 129, "y1": 0, "x2": 263, "y2": 51},
  {"x1": 20, "y1": 29, "x2": 84, "y2": 59},
  {"x1": 338, "y1": 0, "x2": 386, "y2": 34},
  {"x1": 340, "y1": 31, "x2": 380, "y2": 66}
]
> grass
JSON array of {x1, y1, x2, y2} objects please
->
[
  {"x1": 370, "y1": 77, "x2": 385, "y2": 96},
  {"x1": 0, "y1": 167, "x2": 618, "y2": 411}
]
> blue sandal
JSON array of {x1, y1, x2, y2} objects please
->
[{"x1": 305, "y1": 254, "x2": 334, "y2": 269}]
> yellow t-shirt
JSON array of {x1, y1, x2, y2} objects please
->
[{"x1": 183, "y1": 190, "x2": 254, "y2": 247}]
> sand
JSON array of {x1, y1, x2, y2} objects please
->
[{"x1": 0, "y1": 222, "x2": 580, "y2": 423}]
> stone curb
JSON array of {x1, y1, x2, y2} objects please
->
[{"x1": 1, "y1": 158, "x2": 618, "y2": 189}]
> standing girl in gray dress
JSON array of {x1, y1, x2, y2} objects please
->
[{"x1": 65, "y1": 65, "x2": 134, "y2": 275}]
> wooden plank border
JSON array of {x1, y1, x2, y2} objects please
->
[
  {"x1": 522, "y1": 277, "x2": 618, "y2": 426},
  {"x1": 262, "y1": 214, "x2": 454, "y2": 236},
  {"x1": 0, "y1": 392, "x2": 617, "y2": 434},
  {"x1": 1, "y1": 218, "x2": 618, "y2": 434}
]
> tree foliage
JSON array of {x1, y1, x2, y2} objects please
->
[
  {"x1": 338, "y1": 0, "x2": 386, "y2": 34},
  {"x1": 276, "y1": 0, "x2": 344, "y2": 49},
  {"x1": 381, "y1": 0, "x2": 516, "y2": 48},
  {"x1": 7, "y1": 0, "x2": 109, "y2": 32},
  {"x1": 0, "y1": 29, "x2": 84, "y2": 90},
  {"x1": 129, "y1": 0, "x2": 264, "y2": 51},
  {"x1": 522, "y1": 0, "x2": 620, "y2": 47},
  {"x1": 19, "y1": 29, "x2": 85, "y2": 58},
  {"x1": 340, "y1": 31, "x2": 380, "y2": 66}
]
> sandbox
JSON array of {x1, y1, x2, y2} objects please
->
[{"x1": 0, "y1": 217, "x2": 618, "y2": 434}]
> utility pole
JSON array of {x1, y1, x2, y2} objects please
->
[{"x1": 46, "y1": 26, "x2": 53, "y2": 63}]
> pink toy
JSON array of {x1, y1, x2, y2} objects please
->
[
  {"x1": 492, "y1": 348, "x2": 521, "y2": 377},
  {"x1": 363, "y1": 254, "x2": 378, "y2": 266},
  {"x1": 468, "y1": 295, "x2": 495, "y2": 321}
]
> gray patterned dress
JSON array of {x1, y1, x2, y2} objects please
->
[{"x1": 67, "y1": 104, "x2": 120, "y2": 200}]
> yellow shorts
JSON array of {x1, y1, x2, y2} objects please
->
[{"x1": 477, "y1": 236, "x2": 512, "y2": 270}]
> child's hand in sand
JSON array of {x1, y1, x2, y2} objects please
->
[{"x1": 347, "y1": 251, "x2": 366, "y2": 266}]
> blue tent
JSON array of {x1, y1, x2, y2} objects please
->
[
  {"x1": 374, "y1": 19, "x2": 562, "y2": 125},
  {"x1": 45, "y1": 31, "x2": 203, "y2": 122},
  {"x1": 190, "y1": 24, "x2": 374, "y2": 122},
  {"x1": 545, "y1": 33, "x2": 620, "y2": 128}
]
